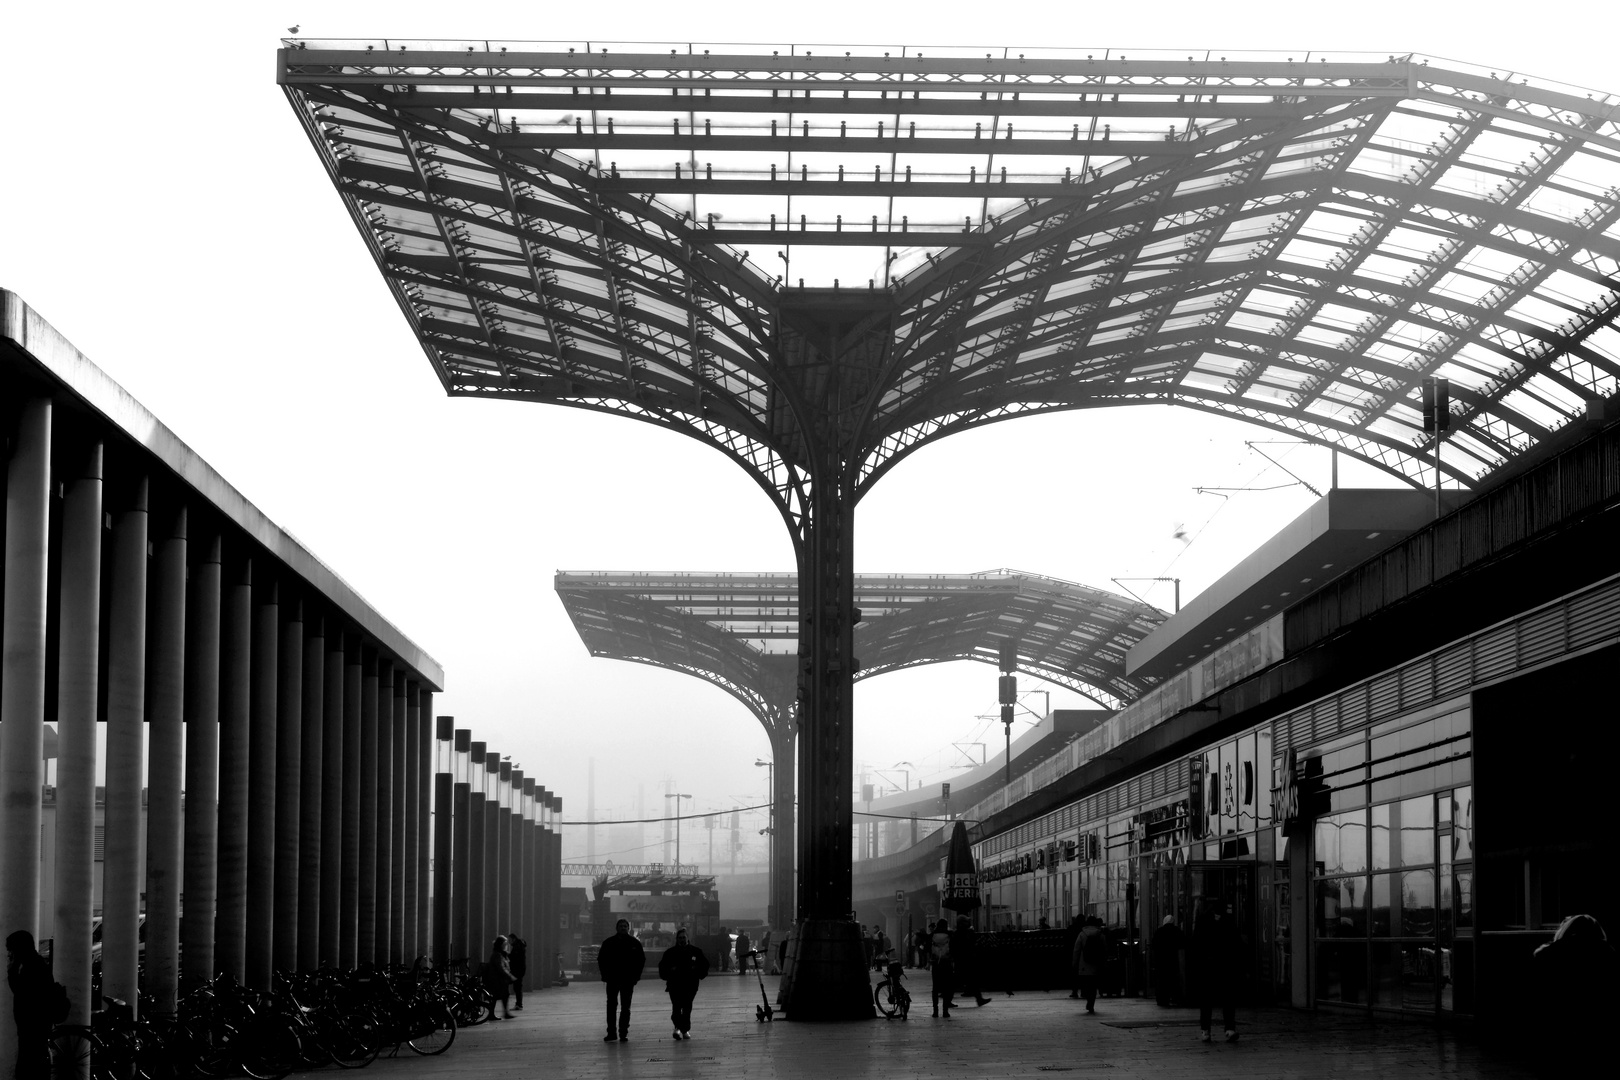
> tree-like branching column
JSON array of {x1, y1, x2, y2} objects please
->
[{"x1": 282, "y1": 42, "x2": 1620, "y2": 1018}]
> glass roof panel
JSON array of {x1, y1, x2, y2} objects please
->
[{"x1": 284, "y1": 43, "x2": 1620, "y2": 487}]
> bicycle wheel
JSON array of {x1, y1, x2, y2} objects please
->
[
  {"x1": 91, "y1": 1028, "x2": 138, "y2": 1080},
  {"x1": 176, "y1": 1018, "x2": 236, "y2": 1080},
  {"x1": 51, "y1": 1028, "x2": 93, "y2": 1080},
  {"x1": 452, "y1": 986, "x2": 491, "y2": 1028},
  {"x1": 873, "y1": 980, "x2": 899, "y2": 1019},
  {"x1": 323, "y1": 1012, "x2": 382, "y2": 1069},
  {"x1": 405, "y1": 1001, "x2": 456, "y2": 1056},
  {"x1": 237, "y1": 1018, "x2": 302, "y2": 1080},
  {"x1": 131, "y1": 1023, "x2": 174, "y2": 1080}
]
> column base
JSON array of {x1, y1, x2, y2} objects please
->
[{"x1": 779, "y1": 919, "x2": 875, "y2": 1020}]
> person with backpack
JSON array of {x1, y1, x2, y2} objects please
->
[
  {"x1": 1072, "y1": 914, "x2": 1108, "y2": 1014},
  {"x1": 6, "y1": 930, "x2": 56, "y2": 1080},
  {"x1": 656, "y1": 928, "x2": 710, "y2": 1040}
]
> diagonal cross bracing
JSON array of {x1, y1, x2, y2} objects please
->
[{"x1": 284, "y1": 44, "x2": 1620, "y2": 1009}]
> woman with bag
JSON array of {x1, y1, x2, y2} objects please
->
[{"x1": 483, "y1": 936, "x2": 515, "y2": 1021}]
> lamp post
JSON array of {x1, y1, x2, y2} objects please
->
[
  {"x1": 665, "y1": 793, "x2": 692, "y2": 874},
  {"x1": 754, "y1": 760, "x2": 773, "y2": 926}
]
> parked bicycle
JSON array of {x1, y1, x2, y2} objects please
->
[{"x1": 873, "y1": 955, "x2": 911, "y2": 1020}]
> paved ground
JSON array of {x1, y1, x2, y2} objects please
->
[{"x1": 396, "y1": 971, "x2": 1544, "y2": 1080}]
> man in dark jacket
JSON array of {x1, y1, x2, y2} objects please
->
[
  {"x1": 506, "y1": 931, "x2": 528, "y2": 1009},
  {"x1": 597, "y1": 920, "x2": 646, "y2": 1041},
  {"x1": 1072, "y1": 915, "x2": 1107, "y2": 1014},
  {"x1": 734, "y1": 928, "x2": 753, "y2": 972},
  {"x1": 1190, "y1": 899, "x2": 1241, "y2": 1042},
  {"x1": 657, "y1": 928, "x2": 710, "y2": 1039},
  {"x1": 6, "y1": 930, "x2": 53, "y2": 1080},
  {"x1": 1151, "y1": 915, "x2": 1185, "y2": 1006},
  {"x1": 951, "y1": 917, "x2": 992, "y2": 1005}
]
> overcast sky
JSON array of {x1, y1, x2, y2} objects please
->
[{"x1": 2, "y1": 0, "x2": 1610, "y2": 866}]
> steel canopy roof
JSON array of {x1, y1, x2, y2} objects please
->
[
  {"x1": 553, "y1": 570, "x2": 1166, "y2": 731},
  {"x1": 282, "y1": 42, "x2": 1620, "y2": 498}
]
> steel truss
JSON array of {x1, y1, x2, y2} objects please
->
[{"x1": 283, "y1": 43, "x2": 1620, "y2": 1010}]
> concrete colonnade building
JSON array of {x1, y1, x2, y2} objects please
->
[{"x1": 0, "y1": 290, "x2": 561, "y2": 1072}]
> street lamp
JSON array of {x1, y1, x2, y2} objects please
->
[
  {"x1": 754, "y1": 759, "x2": 773, "y2": 927},
  {"x1": 665, "y1": 793, "x2": 692, "y2": 874}
]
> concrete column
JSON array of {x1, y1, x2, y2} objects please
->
[
  {"x1": 1290, "y1": 825, "x2": 1311, "y2": 1008},
  {"x1": 450, "y1": 728, "x2": 471, "y2": 966},
  {"x1": 533, "y1": 788, "x2": 547, "y2": 989},
  {"x1": 181, "y1": 534, "x2": 222, "y2": 981},
  {"x1": 509, "y1": 769, "x2": 524, "y2": 958},
  {"x1": 357, "y1": 654, "x2": 379, "y2": 965},
  {"x1": 483, "y1": 754, "x2": 500, "y2": 958},
  {"x1": 497, "y1": 761, "x2": 512, "y2": 936},
  {"x1": 533, "y1": 791, "x2": 546, "y2": 989},
  {"x1": 298, "y1": 616, "x2": 325, "y2": 971},
  {"x1": 389, "y1": 677, "x2": 407, "y2": 964},
  {"x1": 402, "y1": 685, "x2": 419, "y2": 962},
  {"x1": 103, "y1": 478, "x2": 149, "y2": 1014},
  {"x1": 521, "y1": 780, "x2": 534, "y2": 990},
  {"x1": 320, "y1": 635, "x2": 345, "y2": 965},
  {"x1": 373, "y1": 662, "x2": 394, "y2": 964},
  {"x1": 215, "y1": 556, "x2": 253, "y2": 983},
  {"x1": 272, "y1": 600, "x2": 303, "y2": 974},
  {"x1": 245, "y1": 579, "x2": 279, "y2": 990},
  {"x1": 144, "y1": 504, "x2": 187, "y2": 1016},
  {"x1": 467, "y1": 741, "x2": 486, "y2": 961},
  {"x1": 548, "y1": 801, "x2": 563, "y2": 988},
  {"x1": 432, "y1": 716, "x2": 454, "y2": 966},
  {"x1": 52, "y1": 442, "x2": 102, "y2": 1048},
  {"x1": 0, "y1": 397, "x2": 50, "y2": 1069},
  {"x1": 417, "y1": 693, "x2": 432, "y2": 953},
  {"x1": 340, "y1": 644, "x2": 363, "y2": 968}
]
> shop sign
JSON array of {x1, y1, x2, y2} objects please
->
[
  {"x1": 609, "y1": 895, "x2": 707, "y2": 914},
  {"x1": 1188, "y1": 756, "x2": 1205, "y2": 839},
  {"x1": 1276, "y1": 748, "x2": 1300, "y2": 826},
  {"x1": 1137, "y1": 799, "x2": 1190, "y2": 852}
]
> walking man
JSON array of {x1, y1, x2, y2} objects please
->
[
  {"x1": 507, "y1": 931, "x2": 528, "y2": 1009},
  {"x1": 657, "y1": 928, "x2": 710, "y2": 1040},
  {"x1": 1151, "y1": 915, "x2": 1184, "y2": 1007},
  {"x1": 951, "y1": 916, "x2": 992, "y2": 1006},
  {"x1": 929, "y1": 919, "x2": 955, "y2": 1017},
  {"x1": 735, "y1": 928, "x2": 753, "y2": 973},
  {"x1": 1191, "y1": 899, "x2": 1241, "y2": 1042},
  {"x1": 598, "y1": 919, "x2": 645, "y2": 1042},
  {"x1": 1072, "y1": 915, "x2": 1107, "y2": 1014}
]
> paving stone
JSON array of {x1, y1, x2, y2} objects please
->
[{"x1": 409, "y1": 971, "x2": 1539, "y2": 1080}]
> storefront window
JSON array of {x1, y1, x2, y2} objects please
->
[
  {"x1": 1370, "y1": 941, "x2": 1439, "y2": 1010},
  {"x1": 1315, "y1": 809, "x2": 1368, "y2": 875},
  {"x1": 1399, "y1": 795, "x2": 1434, "y2": 869},
  {"x1": 1302, "y1": 711, "x2": 1470, "y2": 1016},
  {"x1": 1371, "y1": 804, "x2": 1391, "y2": 870},
  {"x1": 1454, "y1": 869, "x2": 1474, "y2": 929},
  {"x1": 1317, "y1": 940, "x2": 1368, "y2": 1003},
  {"x1": 1317, "y1": 875, "x2": 1367, "y2": 936},
  {"x1": 1401, "y1": 869, "x2": 1437, "y2": 937},
  {"x1": 1451, "y1": 786, "x2": 1473, "y2": 861}
]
